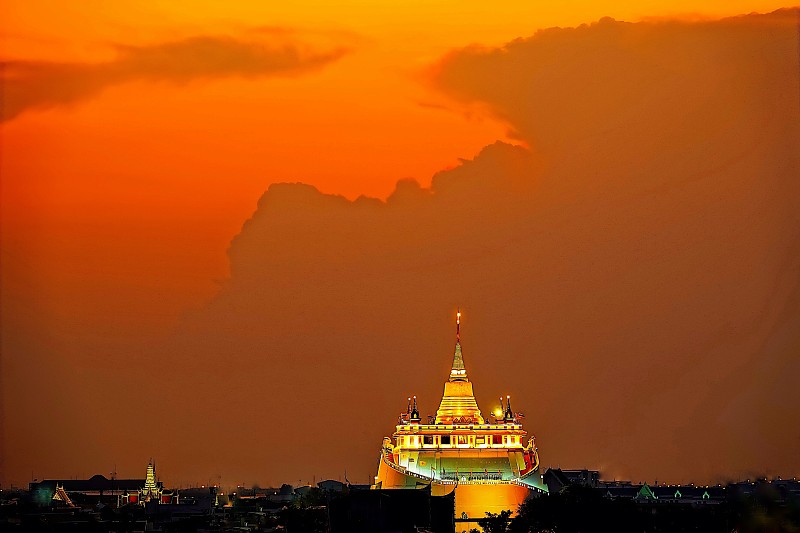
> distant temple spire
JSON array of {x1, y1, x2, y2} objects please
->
[{"x1": 143, "y1": 461, "x2": 159, "y2": 500}]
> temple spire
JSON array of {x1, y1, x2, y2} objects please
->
[
  {"x1": 436, "y1": 309, "x2": 484, "y2": 424},
  {"x1": 435, "y1": 310, "x2": 484, "y2": 424},
  {"x1": 449, "y1": 310, "x2": 467, "y2": 382},
  {"x1": 410, "y1": 395, "x2": 421, "y2": 423},
  {"x1": 143, "y1": 460, "x2": 158, "y2": 499},
  {"x1": 504, "y1": 395, "x2": 514, "y2": 422}
]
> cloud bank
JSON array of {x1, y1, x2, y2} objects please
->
[
  {"x1": 4, "y1": 9, "x2": 799, "y2": 486},
  {"x1": 1, "y1": 34, "x2": 349, "y2": 122},
  {"x1": 164, "y1": 8, "x2": 799, "y2": 483}
]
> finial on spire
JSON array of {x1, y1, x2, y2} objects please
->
[
  {"x1": 449, "y1": 315, "x2": 468, "y2": 381},
  {"x1": 448, "y1": 309, "x2": 469, "y2": 382}
]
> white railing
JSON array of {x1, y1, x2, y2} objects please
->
[
  {"x1": 381, "y1": 448, "x2": 455, "y2": 484},
  {"x1": 380, "y1": 447, "x2": 540, "y2": 487}
]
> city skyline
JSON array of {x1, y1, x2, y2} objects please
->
[{"x1": 2, "y1": 2, "x2": 799, "y2": 490}]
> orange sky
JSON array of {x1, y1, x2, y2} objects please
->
[
  {"x1": 1, "y1": 2, "x2": 798, "y2": 487},
  {"x1": 1, "y1": 0, "x2": 792, "y2": 310}
]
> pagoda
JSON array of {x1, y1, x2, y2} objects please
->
[
  {"x1": 373, "y1": 311, "x2": 546, "y2": 522},
  {"x1": 118, "y1": 460, "x2": 177, "y2": 505}
]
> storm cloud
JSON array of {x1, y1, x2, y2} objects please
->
[
  {"x1": 3, "y1": 9, "x2": 799, "y2": 487},
  {"x1": 1, "y1": 34, "x2": 350, "y2": 122},
  {"x1": 159, "y1": 9, "x2": 800, "y2": 484}
]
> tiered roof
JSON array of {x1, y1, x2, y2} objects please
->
[{"x1": 434, "y1": 311, "x2": 485, "y2": 425}]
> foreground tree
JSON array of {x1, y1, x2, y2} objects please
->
[{"x1": 478, "y1": 510, "x2": 513, "y2": 533}]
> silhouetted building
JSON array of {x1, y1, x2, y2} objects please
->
[
  {"x1": 28, "y1": 461, "x2": 177, "y2": 508},
  {"x1": 543, "y1": 468, "x2": 599, "y2": 492},
  {"x1": 318, "y1": 479, "x2": 347, "y2": 492},
  {"x1": 30, "y1": 474, "x2": 143, "y2": 508},
  {"x1": 543, "y1": 467, "x2": 738, "y2": 506},
  {"x1": 330, "y1": 485, "x2": 455, "y2": 533}
]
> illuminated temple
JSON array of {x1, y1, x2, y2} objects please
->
[{"x1": 373, "y1": 312, "x2": 546, "y2": 522}]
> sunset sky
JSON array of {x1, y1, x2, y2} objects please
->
[{"x1": 2, "y1": 2, "x2": 799, "y2": 488}]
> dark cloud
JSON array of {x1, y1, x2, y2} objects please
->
[
  {"x1": 431, "y1": 9, "x2": 800, "y2": 161},
  {"x1": 0, "y1": 35, "x2": 350, "y2": 122},
  {"x1": 149, "y1": 9, "x2": 800, "y2": 484},
  {"x1": 4, "y1": 9, "x2": 799, "y2": 487}
]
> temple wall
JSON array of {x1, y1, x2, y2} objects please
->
[
  {"x1": 375, "y1": 458, "x2": 419, "y2": 489},
  {"x1": 453, "y1": 483, "x2": 531, "y2": 520},
  {"x1": 376, "y1": 459, "x2": 532, "y2": 524}
]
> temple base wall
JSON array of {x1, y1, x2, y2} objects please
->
[
  {"x1": 452, "y1": 482, "x2": 531, "y2": 519},
  {"x1": 376, "y1": 463, "x2": 533, "y2": 530}
]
